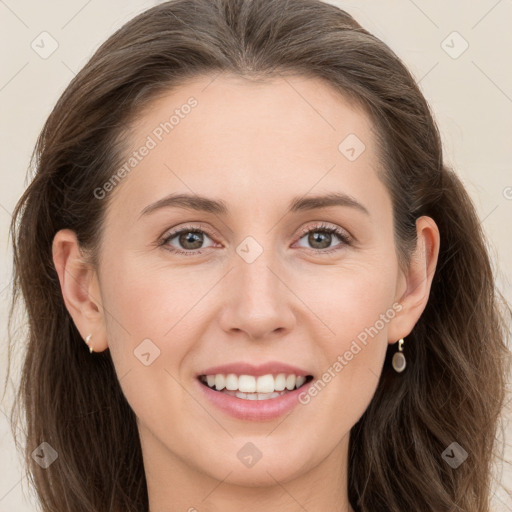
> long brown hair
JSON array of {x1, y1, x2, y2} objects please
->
[{"x1": 6, "y1": 0, "x2": 511, "y2": 510}]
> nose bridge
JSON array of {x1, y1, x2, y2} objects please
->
[
  {"x1": 220, "y1": 232, "x2": 295, "y2": 338},
  {"x1": 235, "y1": 233, "x2": 283, "y2": 305}
]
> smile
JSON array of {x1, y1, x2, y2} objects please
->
[
  {"x1": 198, "y1": 373, "x2": 313, "y2": 400},
  {"x1": 196, "y1": 362, "x2": 315, "y2": 420}
]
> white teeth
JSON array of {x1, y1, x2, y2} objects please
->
[
  {"x1": 274, "y1": 373, "x2": 286, "y2": 391},
  {"x1": 296, "y1": 375, "x2": 306, "y2": 388},
  {"x1": 256, "y1": 374, "x2": 275, "y2": 393},
  {"x1": 214, "y1": 374, "x2": 225, "y2": 391},
  {"x1": 202, "y1": 373, "x2": 310, "y2": 394},
  {"x1": 222, "y1": 389, "x2": 287, "y2": 400},
  {"x1": 225, "y1": 373, "x2": 238, "y2": 391},
  {"x1": 285, "y1": 374, "x2": 296, "y2": 390},
  {"x1": 238, "y1": 375, "x2": 256, "y2": 393}
]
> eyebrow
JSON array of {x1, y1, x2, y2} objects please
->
[{"x1": 140, "y1": 191, "x2": 370, "y2": 217}]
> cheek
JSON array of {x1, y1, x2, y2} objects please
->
[
  {"x1": 335, "y1": 272, "x2": 396, "y2": 347},
  {"x1": 294, "y1": 259, "x2": 396, "y2": 406},
  {"x1": 97, "y1": 257, "x2": 188, "y2": 396},
  {"x1": 98, "y1": 261, "x2": 197, "y2": 431},
  {"x1": 337, "y1": 264, "x2": 396, "y2": 357},
  {"x1": 98, "y1": 255, "x2": 222, "y2": 409},
  {"x1": 101, "y1": 256, "x2": 204, "y2": 341},
  {"x1": 293, "y1": 259, "x2": 398, "y2": 345}
]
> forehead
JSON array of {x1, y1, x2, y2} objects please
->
[
  {"x1": 129, "y1": 72, "x2": 376, "y2": 155},
  {"x1": 106, "y1": 73, "x2": 387, "y2": 220}
]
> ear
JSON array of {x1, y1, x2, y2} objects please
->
[
  {"x1": 388, "y1": 215, "x2": 440, "y2": 343},
  {"x1": 52, "y1": 229, "x2": 108, "y2": 353}
]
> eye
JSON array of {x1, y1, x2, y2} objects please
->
[
  {"x1": 160, "y1": 224, "x2": 216, "y2": 256},
  {"x1": 294, "y1": 222, "x2": 351, "y2": 254},
  {"x1": 159, "y1": 222, "x2": 351, "y2": 256}
]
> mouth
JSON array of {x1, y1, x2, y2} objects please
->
[{"x1": 198, "y1": 373, "x2": 314, "y2": 401}]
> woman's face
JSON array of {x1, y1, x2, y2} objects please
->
[{"x1": 78, "y1": 74, "x2": 430, "y2": 491}]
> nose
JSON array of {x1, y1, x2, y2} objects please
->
[{"x1": 218, "y1": 243, "x2": 296, "y2": 341}]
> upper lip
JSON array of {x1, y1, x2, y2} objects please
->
[{"x1": 197, "y1": 361, "x2": 313, "y2": 378}]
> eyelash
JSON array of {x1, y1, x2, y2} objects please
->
[{"x1": 159, "y1": 222, "x2": 351, "y2": 256}]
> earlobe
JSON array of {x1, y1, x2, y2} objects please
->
[
  {"x1": 52, "y1": 229, "x2": 108, "y2": 352},
  {"x1": 388, "y1": 216, "x2": 440, "y2": 342}
]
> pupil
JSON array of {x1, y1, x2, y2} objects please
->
[
  {"x1": 309, "y1": 231, "x2": 331, "y2": 249},
  {"x1": 180, "y1": 231, "x2": 203, "y2": 249}
]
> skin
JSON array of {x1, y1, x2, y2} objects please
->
[{"x1": 53, "y1": 73, "x2": 440, "y2": 512}]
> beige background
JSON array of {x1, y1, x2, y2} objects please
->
[{"x1": 1, "y1": 0, "x2": 511, "y2": 510}]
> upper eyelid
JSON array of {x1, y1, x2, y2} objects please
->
[
  {"x1": 162, "y1": 223, "x2": 217, "y2": 241},
  {"x1": 296, "y1": 222, "x2": 349, "y2": 238}
]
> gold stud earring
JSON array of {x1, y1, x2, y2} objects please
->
[
  {"x1": 85, "y1": 334, "x2": 94, "y2": 354},
  {"x1": 392, "y1": 338, "x2": 406, "y2": 373}
]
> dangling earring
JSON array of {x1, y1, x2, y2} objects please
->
[
  {"x1": 85, "y1": 334, "x2": 94, "y2": 354},
  {"x1": 392, "y1": 338, "x2": 406, "y2": 373}
]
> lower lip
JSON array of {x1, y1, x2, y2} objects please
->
[{"x1": 196, "y1": 378, "x2": 313, "y2": 421}]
